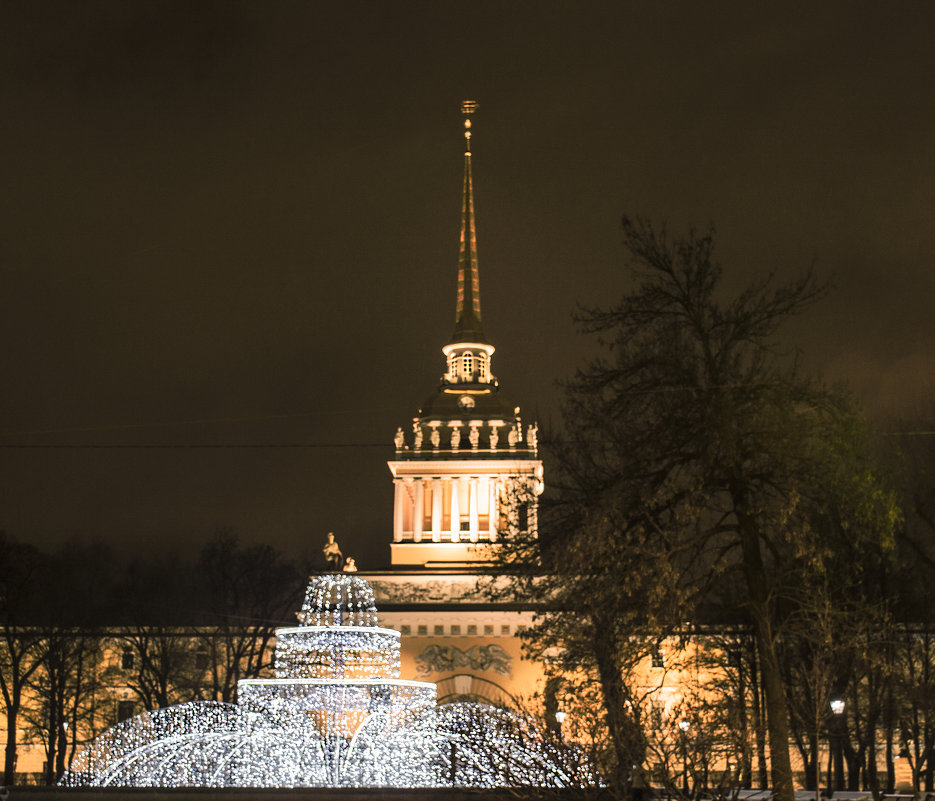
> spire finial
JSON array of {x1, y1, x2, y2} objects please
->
[{"x1": 461, "y1": 100, "x2": 477, "y2": 154}]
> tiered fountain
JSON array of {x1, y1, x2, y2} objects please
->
[{"x1": 63, "y1": 574, "x2": 589, "y2": 788}]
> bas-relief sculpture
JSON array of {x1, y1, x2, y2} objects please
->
[
  {"x1": 369, "y1": 579, "x2": 485, "y2": 604},
  {"x1": 416, "y1": 644, "x2": 512, "y2": 678}
]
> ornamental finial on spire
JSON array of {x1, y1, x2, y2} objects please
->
[{"x1": 461, "y1": 100, "x2": 477, "y2": 153}]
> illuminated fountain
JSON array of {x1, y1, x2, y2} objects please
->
[{"x1": 63, "y1": 575, "x2": 592, "y2": 788}]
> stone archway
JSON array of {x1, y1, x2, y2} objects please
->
[{"x1": 435, "y1": 674, "x2": 518, "y2": 708}]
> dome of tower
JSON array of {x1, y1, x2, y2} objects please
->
[{"x1": 418, "y1": 385, "x2": 517, "y2": 421}]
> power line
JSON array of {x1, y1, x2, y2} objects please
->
[
  {"x1": 2, "y1": 431, "x2": 935, "y2": 450},
  {"x1": 0, "y1": 443, "x2": 394, "y2": 450},
  {"x1": 0, "y1": 410, "x2": 349, "y2": 439}
]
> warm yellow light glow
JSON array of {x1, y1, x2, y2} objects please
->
[{"x1": 442, "y1": 342, "x2": 495, "y2": 357}]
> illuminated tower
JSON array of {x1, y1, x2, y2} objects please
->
[{"x1": 388, "y1": 101, "x2": 543, "y2": 568}]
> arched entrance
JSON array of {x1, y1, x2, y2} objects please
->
[{"x1": 435, "y1": 674, "x2": 518, "y2": 708}]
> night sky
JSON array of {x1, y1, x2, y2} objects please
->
[{"x1": 3, "y1": 2, "x2": 935, "y2": 568}]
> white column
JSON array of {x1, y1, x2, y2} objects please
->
[
  {"x1": 413, "y1": 479, "x2": 424, "y2": 542},
  {"x1": 469, "y1": 477, "x2": 479, "y2": 542},
  {"x1": 450, "y1": 478, "x2": 460, "y2": 542},
  {"x1": 431, "y1": 478, "x2": 442, "y2": 542},
  {"x1": 393, "y1": 479, "x2": 404, "y2": 542},
  {"x1": 488, "y1": 478, "x2": 498, "y2": 541}
]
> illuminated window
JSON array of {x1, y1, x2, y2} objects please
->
[
  {"x1": 462, "y1": 353, "x2": 473, "y2": 378},
  {"x1": 478, "y1": 355, "x2": 488, "y2": 380},
  {"x1": 651, "y1": 648, "x2": 664, "y2": 668}
]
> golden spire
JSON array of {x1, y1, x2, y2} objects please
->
[{"x1": 452, "y1": 100, "x2": 485, "y2": 344}]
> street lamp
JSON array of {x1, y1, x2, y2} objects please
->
[
  {"x1": 554, "y1": 708, "x2": 566, "y2": 740},
  {"x1": 829, "y1": 698, "x2": 845, "y2": 791},
  {"x1": 678, "y1": 719, "x2": 691, "y2": 795}
]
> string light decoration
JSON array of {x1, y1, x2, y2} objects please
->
[
  {"x1": 297, "y1": 573, "x2": 379, "y2": 627},
  {"x1": 62, "y1": 574, "x2": 597, "y2": 788}
]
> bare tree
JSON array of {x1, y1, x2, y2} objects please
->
[
  {"x1": 111, "y1": 552, "x2": 205, "y2": 710},
  {"x1": 500, "y1": 217, "x2": 899, "y2": 801},
  {"x1": 0, "y1": 533, "x2": 45, "y2": 784},
  {"x1": 23, "y1": 541, "x2": 116, "y2": 784},
  {"x1": 194, "y1": 532, "x2": 301, "y2": 701}
]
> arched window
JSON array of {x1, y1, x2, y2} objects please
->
[
  {"x1": 461, "y1": 353, "x2": 474, "y2": 379},
  {"x1": 478, "y1": 354, "x2": 488, "y2": 381}
]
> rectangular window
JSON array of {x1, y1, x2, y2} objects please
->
[
  {"x1": 467, "y1": 625, "x2": 477, "y2": 635},
  {"x1": 484, "y1": 625, "x2": 494, "y2": 635},
  {"x1": 518, "y1": 503, "x2": 529, "y2": 531},
  {"x1": 451, "y1": 625, "x2": 461, "y2": 635},
  {"x1": 417, "y1": 625, "x2": 428, "y2": 636},
  {"x1": 117, "y1": 701, "x2": 135, "y2": 723},
  {"x1": 434, "y1": 625, "x2": 444, "y2": 636},
  {"x1": 501, "y1": 625, "x2": 510, "y2": 635},
  {"x1": 400, "y1": 625, "x2": 411, "y2": 635},
  {"x1": 651, "y1": 648, "x2": 664, "y2": 668},
  {"x1": 121, "y1": 647, "x2": 134, "y2": 671}
]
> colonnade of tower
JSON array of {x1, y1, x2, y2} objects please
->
[{"x1": 391, "y1": 468, "x2": 541, "y2": 543}]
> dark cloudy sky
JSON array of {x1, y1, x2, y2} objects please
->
[{"x1": 2, "y1": 1, "x2": 934, "y2": 567}]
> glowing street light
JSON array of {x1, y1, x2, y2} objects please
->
[
  {"x1": 678, "y1": 719, "x2": 691, "y2": 795},
  {"x1": 829, "y1": 698, "x2": 846, "y2": 791}
]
